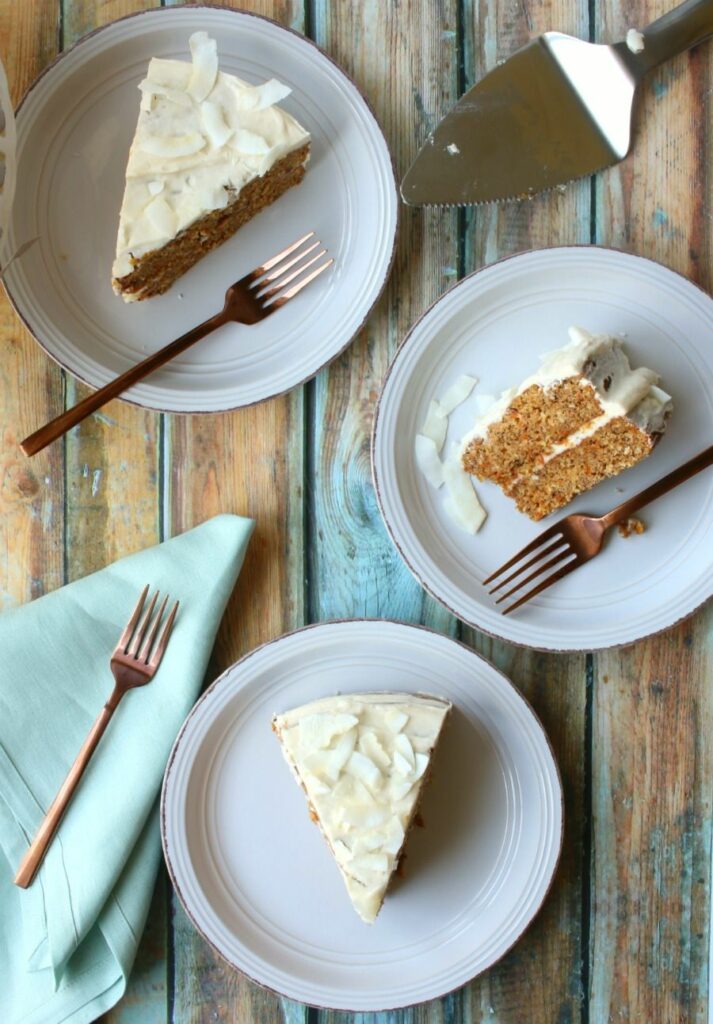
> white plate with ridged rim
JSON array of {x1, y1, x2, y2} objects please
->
[
  {"x1": 161, "y1": 620, "x2": 563, "y2": 1010},
  {"x1": 3, "y1": 6, "x2": 397, "y2": 412},
  {"x1": 372, "y1": 247, "x2": 713, "y2": 652}
]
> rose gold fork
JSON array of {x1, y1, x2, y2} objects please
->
[
  {"x1": 484, "y1": 443, "x2": 713, "y2": 615},
  {"x1": 14, "y1": 585, "x2": 178, "y2": 888},
  {"x1": 20, "y1": 232, "x2": 333, "y2": 456}
]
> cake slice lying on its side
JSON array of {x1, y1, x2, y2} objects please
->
[
  {"x1": 112, "y1": 32, "x2": 310, "y2": 301},
  {"x1": 273, "y1": 692, "x2": 451, "y2": 923},
  {"x1": 461, "y1": 327, "x2": 673, "y2": 520}
]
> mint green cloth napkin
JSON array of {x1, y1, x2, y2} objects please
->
[{"x1": 0, "y1": 513, "x2": 254, "y2": 1024}]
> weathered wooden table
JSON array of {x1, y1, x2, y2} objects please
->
[{"x1": 2, "y1": 0, "x2": 711, "y2": 1020}]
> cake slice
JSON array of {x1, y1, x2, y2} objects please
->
[
  {"x1": 461, "y1": 327, "x2": 672, "y2": 520},
  {"x1": 112, "y1": 32, "x2": 310, "y2": 301},
  {"x1": 272, "y1": 692, "x2": 451, "y2": 923}
]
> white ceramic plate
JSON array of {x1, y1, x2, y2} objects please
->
[
  {"x1": 161, "y1": 620, "x2": 562, "y2": 1010},
  {"x1": 4, "y1": 7, "x2": 397, "y2": 412},
  {"x1": 373, "y1": 247, "x2": 713, "y2": 651}
]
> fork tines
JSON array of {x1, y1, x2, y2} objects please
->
[
  {"x1": 247, "y1": 231, "x2": 333, "y2": 307},
  {"x1": 118, "y1": 585, "x2": 179, "y2": 667},
  {"x1": 483, "y1": 526, "x2": 579, "y2": 615}
]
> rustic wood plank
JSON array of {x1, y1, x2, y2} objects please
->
[
  {"x1": 164, "y1": 3, "x2": 308, "y2": 1022},
  {"x1": 454, "y1": 3, "x2": 593, "y2": 1022},
  {"x1": 57, "y1": 2, "x2": 167, "y2": 1022},
  {"x1": 0, "y1": 1, "x2": 63, "y2": 610},
  {"x1": 592, "y1": 1, "x2": 713, "y2": 1020},
  {"x1": 307, "y1": 0, "x2": 460, "y2": 633}
]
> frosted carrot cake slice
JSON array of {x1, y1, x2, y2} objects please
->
[
  {"x1": 112, "y1": 32, "x2": 310, "y2": 301},
  {"x1": 273, "y1": 692, "x2": 451, "y2": 923},
  {"x1": 461, "y1": 327, "x2": 672, "y2": 520}
]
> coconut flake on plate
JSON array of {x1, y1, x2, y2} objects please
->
[
  {"x1": 474, "y1": 393, "x2": 496, "y2": 416},
  {"x1": 420, "y1": 399, "x2": 448, "y2": 450},
  {"x1": 442, "y1": 447, "x2": 487, "y2": 534},
  {"x1": 414, "y1": 435, "x2": 445, "y2": 488},
  {"x1": 438, "y1": 374, "x2": 478, "y2": 415}
]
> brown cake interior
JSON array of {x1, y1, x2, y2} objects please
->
[
  {"x1": 461, "y1": 377, "x2": 603, "y2": 485},
  {"x1": 113, "y1": 144, "x2": 310, "y2": 302},
  {"x1": 506, "y1": 417, "x2": 655, "y2": 520}
]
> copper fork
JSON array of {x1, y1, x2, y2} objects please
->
[
  {"x1": 14, "y1": 586, "x2": 178, "y2": 888},
  {"x1": 484, "y1": 443, "x2": 713, "y2": 615},
  {"x1": 20, "y1": 232, "x2": 333, "y2": 457}
]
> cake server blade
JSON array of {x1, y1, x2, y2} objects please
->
[{"x1": 401, "y1": 0, "x2": 713, "y2": 206}]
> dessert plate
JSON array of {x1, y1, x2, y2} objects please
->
[
  {"x1": 3, "y1": 7, "x2": 397, "y2": 412},
  {"x1": 161, "y1": 620, "x2": 562, "y2": 1010},
  {"x1": 373, "y1": 247, "x2": 713, "y2": 651}
]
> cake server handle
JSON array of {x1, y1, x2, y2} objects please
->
[
  {"x1": 20, "y1": 310, "x2": 228, "y2": 457},
  {"x1": 599, "y1": 443, "x2": 713, "y2": 529}
]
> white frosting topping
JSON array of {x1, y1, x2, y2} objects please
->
[
  {"x1": 113, "y1": 32, "x2": 310, "y2": 286},
  {"x1": 273, "y1": 692, "x2": 451, "y2": 923},
  {"x1": 460, "y1": 326, "x2": 670, "y2": 456}
]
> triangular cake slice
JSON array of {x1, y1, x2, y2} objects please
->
[
  {"x1": 112, "y1": 32, "x2": 310, "y2": 301},
  {"x1": 273, "y1": 692, "x2": 451, "y2": 923}
]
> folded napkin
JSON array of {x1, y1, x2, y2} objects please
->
[{"x1": 0, "y1": 513, "x2": 253, "y2": 1024}]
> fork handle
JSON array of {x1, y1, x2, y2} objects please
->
[
  {"x1": 600, "y1": 443, "x2": 713, "y2": 530},
  {"x1": 13, "y1": 688, "x2": 122, "y2": 888},
  {"x1": 20, "y1": 310, "x2": 228, "y2": 458}
]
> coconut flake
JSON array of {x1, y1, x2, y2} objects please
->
[
  {"x1": 232, "y1": 128, "x2": 272, "y2": 155},
  {"x1": 187, "y1": 32, "x2": 218, "y2": 101},
  {"x1": 200, "y1": 100, "x2": 234, "y2": 148},
  {"x1": 385, "y1": 710, "x2": 409, "y2": 733},
  {"x1": 443, "y1": 449, "x2": 487, "y2": 534},
  {"x1": 139, "y1": 132, "x2": 206, "y2": 158},
  {"x1": 439, "y1": 374, "x2": 478, "y2": 415},
  {"x1": 420, "y1": 400, "x2": 448, "y2": 451},
  {"x1": 236, "y1": 78, "x2": 292, "y2": 111},
  {"x1": 138, "y1": 81, "x2": 193, "y2": 111},
  {"x1": 474, "y1": 393, "x2": 496, "y2": 416},
  {"x1": 299, "y1": 712, "x2": 358, "y2": 751},
  {"x1": 145, "y1": 196, "x2": 177, "y2": 237},
  {"x1": 345, "y1": 750, "x2": 382, "y2": 791},
  {"x1": 415, "y1": 435, "x2": 444, "y2": 488}
]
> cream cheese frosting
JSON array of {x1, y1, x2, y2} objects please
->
[
  {"x1": 112, "y1": 32, "x2": 310, "y2": 288},
  {"x1": 460, "y1": 326, "x2": 672, "y2": 458},
  {"x1": 273, "y1": 692, "x2": 451, "y2": 923}
]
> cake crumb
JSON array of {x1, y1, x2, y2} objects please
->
[
  {"x1": 626, "y1": 28, "x2": 645, "y2": 53},
  {"x1": 618, "y1": 516, "x2": 645, "y2": 538}
]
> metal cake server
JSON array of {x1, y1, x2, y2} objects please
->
[{"x1": 402, "y1": 0, "x2": 713, "y2": 206}]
